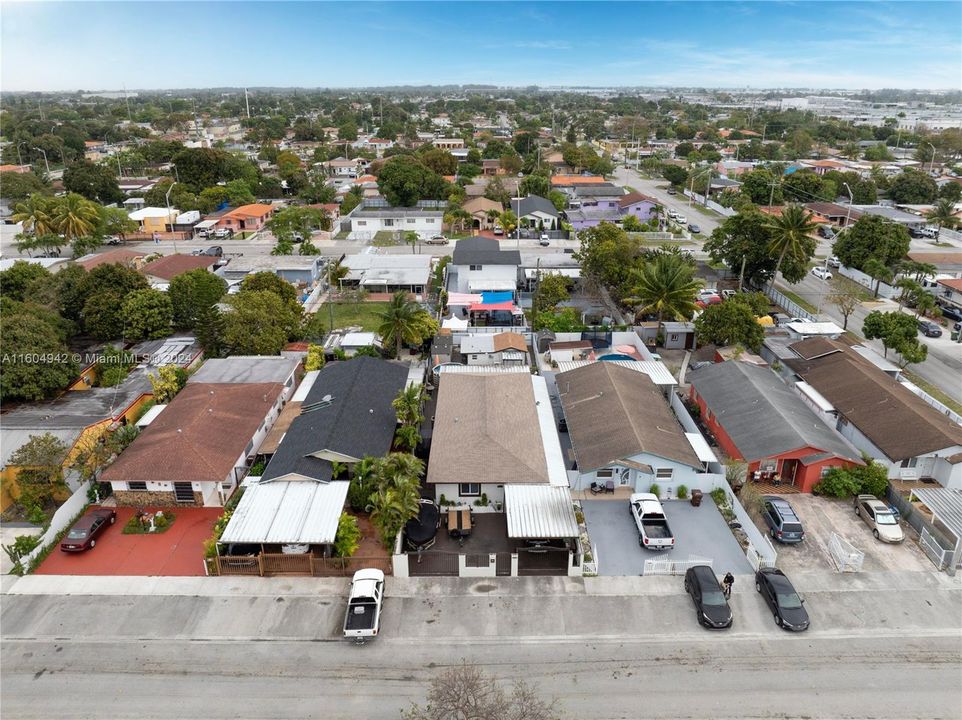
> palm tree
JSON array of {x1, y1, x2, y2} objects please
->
[
  {"x1": 623, "y1": 253, "x2": 701, "y2": 324},
  {"x1": 377, "y1": 291, "x2": 424, "y2": 358},
  {"x1": 762, "y1": 205, "x2": 818, "y2": 291},
  {"x1": 11, "y1": 194, "x2": 57, "y2": 236},
  {"x1": 392, "y1": 385, "x2": 424, "y2": 427},
  {"x1": 374, "y1": 452, "x2": 425, "y2": 490},
  {"x1": 925, "y1": 198, "x2": 959, "y2": 239},
  {"x1": 404, "y1": 230, "x2": 419, "y2": 255},
  {"x1": 394, "y1": 425, "x2": 421, "y2": 453},
  {"x1": 863, "y1": 258, "x2": 894, "y2": 299},
  {"x1": 52, "y1": 193, "x2": 100, "y2": 240},
  {"x1": 366, "y1": 484, "x2": 421, "y2": 548}
]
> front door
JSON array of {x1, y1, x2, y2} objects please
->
[{"x1": 781, "y1": 460, "x2": 800, "y2": 486}]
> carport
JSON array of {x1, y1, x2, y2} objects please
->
[
  {"x1": 908, "y1": 487, "x2": 962, "y2": 571},
  {"x1": 581, "y1": 497, "x2": 752, "y2": 576}
]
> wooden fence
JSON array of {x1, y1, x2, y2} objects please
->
[{"x1": 215, "y1": 553, "x2": 392, "y2": 577}]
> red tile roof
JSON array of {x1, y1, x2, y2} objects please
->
[
  {"x1": 141, "y1": 254, "x2": 217, "y2": 280},
  {"x1": 76, "y1": 249, "x2": 144, "y2": 271},
  {"x1": 221, "y1": 203, "x2": 274, "y2": 220}
]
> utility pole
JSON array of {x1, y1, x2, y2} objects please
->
[
  {"x1": 123, "y1": 84, "x2": 132, "y2": 122},
  {"x1": 245, "y1": 88, "x2": 251, "y2": 119},
  {"x1": 843, "y1": 182, "x2": 853, "y2": 227},
  {"x1": 33, "y1": 147, "x2": 50, "y2": 175}
]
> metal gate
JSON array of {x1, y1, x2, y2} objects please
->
[
  {"x1": 495, "y1": 552, "x2": 512, "y2": 576},
  {"x1": 517, "y1": 547, "x2": 570, "y2": 576},
  {"x1": 644, "y1": 555, "x2": 712, "y2": 576},
  {"x1": 408, "y1": 551, "x2": 459, "y2": 576},
  {"x1": 828, "y1": 533, "x2": 864, "y2": 572},
  {"x1": 920, "y1": 528, "x2": 951, "y2": 571},
  {"x1": 746, "y1": 542, "x2": 776, "y2": 571}
]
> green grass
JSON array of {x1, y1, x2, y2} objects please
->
[
  {"x1": 371, "y1": 231, "x2": 401, "y2": 247},
  {"x1": 334, "y1": 230, "x2": 350, "y2": 240},
  {"x1": 902, "y1": 370, "x2": 962, "y2": 416},
  {"x1": 690, "y1": 204, "x2": 723, "y2": 219},
  {"x1": 314, "y1": 302, "x2": 389, "y2": 332},
  {"x1": 779, "y1": 288, "x2": 818, "y2": 314}
]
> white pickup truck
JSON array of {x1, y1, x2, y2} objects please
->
[
  {"x1": 343, "y1": 569, "x2": 384, "y2": 643},
  {"x1": 630, "y1": 493, "x2": 675, "y2": 551}
]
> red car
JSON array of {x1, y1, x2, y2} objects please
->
[
  {"x1": 695, "y1": 295, "x2": 722, "y2": 309},
  {"x1": 60, "y1": 508, "x2": 116, "y2": 552}
]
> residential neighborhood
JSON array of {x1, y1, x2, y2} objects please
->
[{"x1": 1, "y1": 2, "x2": 961, "y2": 718}]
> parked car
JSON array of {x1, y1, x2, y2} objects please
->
[
  {"x1": 918, "y1": 319, "x2": 942, "y2": 338},
  {"x1": 761, "y1": 496, "x2": 805, "y2": 544},
  {"x1": 817, "y1": 225, "x2": 836, "y2": 239},
  {"x1": 811, "y1": 266, "x2": 833, "y2": 280},
  {"x1": 755, "y1": 568, "x2": 810, "y2": 631},
  {"x1": 667, "y1": 187, "x2": 677, "y2": 195},
  {"x1": 666, "y1": 209, "x2": 678, "y2": 219},
  {"x1": 938, "y1": 305, "x2": 962, "y2": 323},
  {"x1": 343, "y1": 568, "x2": 385, "y2": 643},
  {"x1": 630, "y1": 493, "x2": 675, "y2": 551},
  {"x1": 539, "y1": 233, "x2": 550, "y2": 246},
  {"x1": 425, "y1": 234, "x2": 449, "y2": 245},
  {"x1": 213, "y1": 228, "x2": 231, "y2": 239},
  {"x1": 684, "y1": 565, "x2": 733, "y2": 629},
  {"x1": 721, "y1": 289, "x2": 737, "y2": 299},
  {"x1": 827, "y1": 255, "x2": 841, "y2": 268},
  {"x1": 192, "y1": 246, "x2": 223, "y2": 257},
  {"x1": 493, "y1": 224, "x2": 504, "y2": 236},
  {"x1": 698, "y1": 288, "x2": 719, "y2": 298},
  {"x1": 104, "y1": 235, "x2": 122, "y2": 246},
  {"x1": 854, "y1": 495, "x2": 905, "y2": 543},
  {"x1": 291, "y1": 232, "x2": 305, "y2": 243},
  {"x1": 688, "y1": 223, "x2": 702, "y2": 234},
  {"x1": 60, "y1": 509, "x2": 116, "y2": 552},
  {"x1": 675, "y1": 215, "x2": 688, "y2": 225}
]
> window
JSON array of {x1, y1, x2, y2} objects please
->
[
  {"x1": 596, "y1": 469, "x2": 613, "y2": 479},
  {"x1": 469, "y1": 264, "x2": 482, "y2": 271},
  {"x1": 459, "y1": 483, "x2": 481, "y2": 496},
  {"x1": 357, "y1": 220, "x2": 367, "y2": 227},
  {"x1": 244, "y1": 440, "x2": 254, "y2": 457},
  {"x1": 655, "y1": 468, "x2": 674, "y2": 480},
  {"x1": 128, "y1": 481, "x2": 147, "y2": 491},
  {"x1": 819, "y1": 466, "x2": 832, "y2": 479},
  {"x1": 900, "y1": 458, "x2": 918, "y2": 468},
  {"x1": 384, "y1": 219, "x2": 394, "y2": 227},
  {"x1": 669, "y1": 334, "x2": 679, "y2": 342},
  {"x1": 406, "y1": 218, "x2": 416, "y2": 224},
  {"x1": 426, "y1": 218, "x2": 435, "y2": 224},
  {"x1": 471, "y1": 355, "x2": 479, "y2": 360}
]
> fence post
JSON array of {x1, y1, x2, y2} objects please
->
[{"x1": 257, "y1": 554, "x2": 265, "y2": 577}]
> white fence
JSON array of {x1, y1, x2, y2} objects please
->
[
  {"x1": 919, "y1": 527, "x2": 951, "y2": 571},
  {"x1": 838, "y1": 265, "x2": 898, "y2": 299},
  {"x1": 746, "y1": 542, "x2": 777, "y2": 571},
  {"x1": 20, "y1": 481, "x2": 91, "y2": 569},
  {"x1": 644, "y1": 555, "x2": 713, "y2": 575},
  {"x1": 759, "y1": 284, "x2": 818, "y2": 321},
  {"x1": 719, "y1": 482, "x2": 779, "y2": 569},
  {"x1": 828, "y1": 532, "x2": 865, "y2": 572}
]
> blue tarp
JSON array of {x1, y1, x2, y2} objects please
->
[{"x1": 481, "y1": 291, "x2": 513, "y2": 304}]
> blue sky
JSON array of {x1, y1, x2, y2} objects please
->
[{"x1": 2, "y1": 2, "x2": 960, "y2": 91}]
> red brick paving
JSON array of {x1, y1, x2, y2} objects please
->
[{"x1": 36, "y1": 506, "x2": 221, "y2": 576}]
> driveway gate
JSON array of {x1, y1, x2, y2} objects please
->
[
  {"x1": 919, "y1": 528, "x2": 951, "y2": 571},
  {"x1": 828, "y1": 533, "x2": 864, "y2": 572}
]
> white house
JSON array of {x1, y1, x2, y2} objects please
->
[
  {"x1": 460, "y1": 332, "x2": 528, "y2": 366},
  {"x1": 558, "y1": 362, "x2": 717, "y2": 494},
  {"x1": 341, "y1": 253, "x2": 432, "y2": 296},
  {"x1": 345, "y1": 201, "x2": 443, "y2": 238},
  {"x1": 788, "y1": 338, "x2": 962, "y2": 489},
  {"x1": 510, "y1": 195, "x2": 560, "y2": 231},
  {"x1": 446, "y1": 236, "x2": 521, "y2": 294}
]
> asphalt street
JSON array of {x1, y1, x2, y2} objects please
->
[{"x1": 2, "y1": 572, "x2": 960, "y2": 719}]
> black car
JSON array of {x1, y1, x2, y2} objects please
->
[
  {"x1": 684, "y1": 565, "x2": 733, "y2": 629},
  {"x1": 918, "y1": 319, "x2": 942, "y2": 338},
  {"x1": 755, "y1": 567, "x2": 809, "y2": 631},
  {"x1": 817, "y1": 225, "x2": 835, "y2": 239},
  {"x1": 938, "y1": 305, "x2": 962, "y2": 323}
]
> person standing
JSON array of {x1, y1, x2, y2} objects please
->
[{"x1": 723, "y1": 572, "x2": 735, "y2": 598}]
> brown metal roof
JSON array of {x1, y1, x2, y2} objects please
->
[
  {"x1": 101, "y1": 382, "x2": 284, "y2": 483},
  {"x1": 557, "y1": 363, "x2": 701, "y2": 472},
  {"x1": 141, "y1": 254, "x2": 217, "y2": 281},
  {"x1": 790, "y1": 337, "x2": 840, "y2": 361},
  {"x1": 789, "y1": 342, "x2": 962, "y2": 461},
  {"x1": 426, "y1": 373, "x2": 548, "y2": 485}
]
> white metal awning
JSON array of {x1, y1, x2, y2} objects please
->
[
  {"x1": 910, "y1": 487, "x2": 962, "y2": 544},
  {"x1": 467, "y1": 279, "x2": 516, "y2": 291},
  {"x1": 220, "y1": 480, "x2": 349, "y2": 545},
  {"x1": 685, "y1": 432, "x2": 718, "y2": 464},
  {"x1": 504, "y1": 485, "x2": 579, "y2": 539}
]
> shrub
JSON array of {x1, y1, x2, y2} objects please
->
[
  {"x1": 677, "y1": 484, "x2": 689, "y2": 500},
  {"x1": 248, "y1": 460, "x2": 266, "y2": 477},
  {"x1": 2, "y1": 534, "x2": 41, "y2": 566},
  {"x1": 709, "y1": 487, "x2": 728, "y2": 509},
  {"x1": 439, "y1": 494, "x2": 448, "y2": 506},
  {"x1": 738, "y1": 482, "x2": 764, "y2": 515},
  {"x1": 648, "y1": 483, "x2": 661, "y2": 498},
  {"x1": 333, "y1": 513, "x2": 361, "y2": 558},
  {"x1": 348, "y1": 474, "x2": 377, "y2": 512},
  {"x1": 814, "y1": 468, "x2": 861, "y2": 498}
]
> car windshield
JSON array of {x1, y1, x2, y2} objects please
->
[
  {"x1": 701, "y1": 590, "x2": 727, "y2": 606},
  {"x1": 67, "y1": 528, "x2": 88, "y2": 539},
  {"x1": 875, "y1": 512, "x2": 898, "y2": 525},
  {"x1": 777, "y1": 592, "x2": 803, "y2": 609}
]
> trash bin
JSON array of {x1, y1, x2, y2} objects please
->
[
  {"x1": 951, "y1": 330, "x2": 960, "y2": 342},
  {"x1": 690, "y1": 489, "x2": 703, "y2": 507}
]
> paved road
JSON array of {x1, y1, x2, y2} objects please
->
[
  {"x1": 612, "y1": 166, "x2": 724, "y2": 238},
  {"x1": 779, "y1": 270, "x2": 962, "y2": 403},
  {"x1": 2, "y1": 573, "x2": 959, "y2": 719}
]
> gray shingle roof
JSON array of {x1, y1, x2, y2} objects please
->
[
  {"x1": 571, "y1": 184, "x2": 625, "y2": 197},
  {"x1": 511, "y1": 195, "x2": 559, "y2": 218},
  {"x1": 451, "y1": 237, "x2": 521, "y2": 266},
  {"x1": 261, "y1": 357, "x2": 407, "y2": 481},
  {"x1": 688, "y1": 361, "x2": 863, "y2": 463}
]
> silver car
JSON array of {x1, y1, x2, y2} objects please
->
[{"x1": 854, "y1": 495, "x2": 904, "y2": 543}]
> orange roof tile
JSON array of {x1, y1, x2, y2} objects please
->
[
  {"x1": 551, "y1": 175, "x2": 608, "y2": 186},
  {"x1": 221, "y1": 203, "x2": 274, "y2": 220}
]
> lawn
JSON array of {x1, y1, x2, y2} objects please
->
[
  {"x1": 902, "y1": 370, "x2": 962, "y2": 416},
  {"x1": 371, "y1": 231, "x2": 401, "y2": 247},
  {"x1": 779, "y1": 288, "x2": 818, "y2": 314},
  {"x1": 314, "y1": 302, "x2": 389, "y2": 332}
]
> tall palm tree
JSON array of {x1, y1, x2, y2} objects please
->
[
  {"x1": 11, "y1": 194, "x2": 57, "y2": 236},
  {"x1": 52, "y1": 193, "x2": 100, "y2": 240},
  {"x1": 392, "y1": 385, "x2": 424, "y2": 427},
  {"x1": 366, "y1": 484, "x2": 421, "y2": 548},
  {"x1": 624, "y1": 253, "x2": 701, "y2": 323},
  {"x1": 925, "y1": 198, "x2": 959, "y2": 239},
  {"x1": 376, "y1": 291, "x2": 424, "y2": 358},
  {"x1": 763, "y1": 205, "x2": 818, "y2": 291}
]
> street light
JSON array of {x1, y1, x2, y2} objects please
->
[
  {"x1": 15, "y1": 141, "x2": 27, "y2": 166},
  {"x1": 164, "y1": 181, "x2": 178, "y2": 242},
  {"x1": 32, "y1": 147, "x2": 50, "y2": 175},
  {"x1": 926, "y1": 142, "x2": 936, "y2": 174},
  {"x1": 515, "y1": 172, "x2": 523, "y2": 251},
  {"x1": 689, "y1": 168, "x2": 711, "y2": 207},
  {"x1": 842, "y1": 182, "x2": 854, "y2": 228}
]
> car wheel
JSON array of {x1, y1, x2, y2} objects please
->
[
  {"x1": 855, "y1": 506, "x2": 860, "y2": 516},
  {"x1": 873, "y1": 529, "x2": 880, "y2": 540},
  {"x1": 774, "y1": 613, "x2": 781, "y2": 627},
  {"x1": 755, "y1": 581, "x2": 762, "y2": 593},
  {"x1": 109, "y1": 515, "x2": 116, "y2": 524},
  {"x1": 89, "y1": 539, "x2": 96, "y2": 548}
]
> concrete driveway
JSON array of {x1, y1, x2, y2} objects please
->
[
  {"x1": 581, "y1": 496, "x2": 752, "y2": 576},
  {"x1": 758, "y1": 494, "x2": 933, "y2": 574}
]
